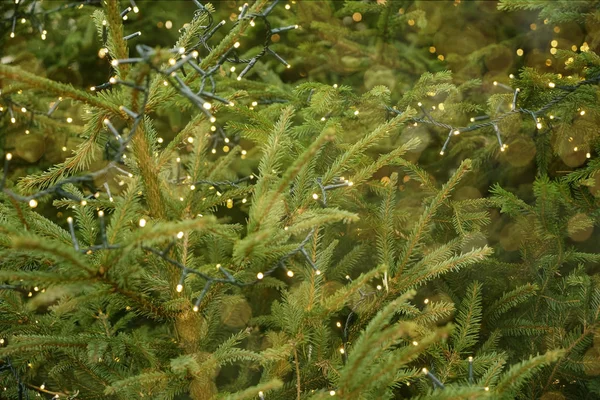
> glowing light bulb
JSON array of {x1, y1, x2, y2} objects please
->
[
  {"x1": 548, "y1": 82, "x2": 555, "y2": 88},
  {"x1": 66, "y1": 117, "x2": 73, "y2": 123},
  {"x1": 536, "y1": 122, "x2": 542, "y2": 129},
  {"x1": 176, "y1": 284, "x2": 183, "y2": 292},
  {"x1": 329, "y1": 390, "x2": 336, "y2": 396},
  {"x1": 28, "y1": 199, "x2": 38, "y2": 208},
  {"x1": 354, "y1": 110, "x2": 359, "y2": 115},
  {"x1": 312, "y1": 193, "x2": 319, "y2": 200},
  {"x1": 177, "y1": 231, "x2": 184, "y2": 239},
  {"x1": 580, "y1": 110, "x2": 586, "y2": 116},
  {"x1": 233, "y1": 42, "x2": 240, "y2": 48},
  {"x1": 6, "y1": 153, "x2": 12, "y2": 161},
  {"x1": 412, "y1": 341, "x2": 418, "y2": 346},
  {"x1": 339, "y1": 348, "x2": 345, "y2": 354},
  {"x1": 424, "y1": 298, "x2": 429, "y2": 304},
  {"x1": 187, "y1": 137, "x2": 194, "y2": 143},
  {"x1": 192, "y1": 305, "x2": 199, "y2": 312},
  {"x1": 203, "y1": 102, "x2": 212, "y2": 110},
  {"x1": 111, "y1": 60, "x2": 119, "y2": 66},
  {"x1": 316, "y1": 270, "x2": 322, "y2": 275},
  {"x1": 493, "y1": 81, "x2": 498, "y2": 86},
  {"x1": 139, "y1": 218, "x2": 147, "y2": 227},
  {"x1": 287, "y1": 270, "x2": 294, "y2": 277},
  {"x1": 586, "y1": 152, "x2": 591, "y2": 158},
  {"x1": 251, "y1": 101, "x2": 258, "y2": 107},
  {"x1": 336, "y1": 322, "x2": 342, "y2": 327},
  {"x1": 257, "y1": 272, "x2": 264, "y2": 280},
  {"x1": 453, "y1": 130, "x2": 460, "y2": 135}
]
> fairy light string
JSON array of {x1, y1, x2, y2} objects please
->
[
  {"x1": 386, "y1": 74, "x2": 600, "y2": 155},
  {"x1": 2, "y1": 0, "x2": 102, "y2": 41}
]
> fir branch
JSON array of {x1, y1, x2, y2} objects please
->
[
  {"x1": 0, "y1": 65, "x2": 120, "y2": 114},
  {"x1": 393, "y1": 159, "x2": 473, "y2": 277}
]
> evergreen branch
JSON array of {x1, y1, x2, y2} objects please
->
[
  {"x1": 494, "y1": 350, "x2": 565, "y2": 396},
  {"x1": 393, "y1": 159, "x2": 473, "y2": 277},
  {"x1": 451, "y1": 282, "x2": 483, "y2": 354},
  {"x1": 0, "y1": 336, "x2": 89, "y2": 357},
  {"x1": 220, "y1": 379, "x2": 283, "y2": 400},
  {"x1": 399, "y1": 246, "x2": 493, "y2": 292},
  {"x1": 485, "y1": 283, "x2": 538, "y2": 324},
  {"x1": 321, "y1": 265, "x2": 386, "y2": 313},
  {"x1": 103, "y1": 0, "x2": 131, "y2": 80},
  {"x1": 0, "y1": 65, "x2": 120, "y2": 113},
  {"x1": 7, "y1": 234, "x2": 95, "y2": 275},
  {"x1": 322, "y1": 113, "x2": 413, "y2": 185}
]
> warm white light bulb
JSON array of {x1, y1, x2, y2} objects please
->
[
  {"x1": 139, "y1": 218, "x2": 147, "y2": 227},
  {"x1": 176, "y1": 284, "x2": 183, "y2": 292},
  {"x1": 257, "y1": 272, "x2": 264, "y2": 280},
  {"x1": 177, "y1": 231, "x2": 184, "y2": 239},
  {"x1": 28, "y1": 199, "x2": 38, "y2": 208},
  {"x1": 287, "y1": 270, "x2": 294, "y2": 277}
]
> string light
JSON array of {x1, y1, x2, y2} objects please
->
[
  {"x1": 28, "y1": 199, "x2": 38, "y2": 208},
  {"x1": 139, "y1": 218, "x2": 147, "y2": 227},
  {"x1": 257, "y1": 272, "x2": 264, "y2": 279}
]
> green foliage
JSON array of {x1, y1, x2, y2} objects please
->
[{"x1": 1, "y1": 0, "x2": 600, "y2": 399}]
